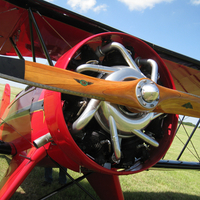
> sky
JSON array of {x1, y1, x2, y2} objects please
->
[
  {"x1": 45, "y1": 0, "x2": 200, "y2": 61},
  {"x1": 1, "y1": 0, "x2": 200, "y2": 124}
]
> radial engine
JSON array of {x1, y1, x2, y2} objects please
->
[{"x1": 45, "y1": 32, "x2": 178, "y2": 174}]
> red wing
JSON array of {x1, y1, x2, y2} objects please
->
[
  {"x1": 0, "y1": 0, "x2": 117, "y2": 58},
  {"x1": 162, "y1": 58, "x2": 200, "y2": 96}
]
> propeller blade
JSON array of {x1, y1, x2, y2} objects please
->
[
  {"x1": 154, "y1": 84, "x2": 200, "y2": 118},
  {"x1": 0, "y1": 57, "x2": 145, "y2": 110},
  {"x1": 0, "y1": 57, "x2": 200, "y2": 118}
]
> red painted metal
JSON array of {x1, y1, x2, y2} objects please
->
[
  {"x1": 0, "y1": 0, "x2": 92, "y2": 59},
  {"x1": 0, "y1": 84, "x2": 10, "y2": 120},
  {"x1": 86, "y1": 172, "x2": 124, "y2": 200},
  {"x1": 0, "y1": 147, "x2": 47, "y2": 199}
]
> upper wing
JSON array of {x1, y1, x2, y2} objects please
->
[
  {"x1": 0, "y1": 0, "x2": 200, "y2": 96},
  {"x1": 146, "y1": 43, "x2": 200, "y2": 96},
  {"x1": 0, "y1": 0, "x2": 119, "y2": 58}
]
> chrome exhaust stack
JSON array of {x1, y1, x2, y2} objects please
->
[{"x1": 33, "y1": 132, "x2": 52, "y2": 148}]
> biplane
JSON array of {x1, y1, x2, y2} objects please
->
[{"x1": 0, "y1": 0, "x2": 200, "y2": 199}]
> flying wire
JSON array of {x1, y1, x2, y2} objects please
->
[
  {"x1": 181, "y1": 123, "x2": 200, "y2": 161},
  {"x1": 36, "y1": 11, "x2": 73, "y2": 49},
  {"x1": 175, "y1": 134, "x2": 200, "y2": 162}
]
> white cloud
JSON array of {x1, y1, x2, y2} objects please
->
[
  {"x1": 190, "y1": 0, "x2": 200, "y2": 5},
  {"x1": 67, "y1": 0, "x2": 107, "y2": 13},
  {"x1": 93, "y1": 4, "x2": 107, "y2": 13},
  {"x1": 118, "y1": 0, "x2": 173, "y2": 11}
]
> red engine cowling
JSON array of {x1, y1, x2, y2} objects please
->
[{"x1": 44, "y1": 32, "x2": 178, "y2": 175}]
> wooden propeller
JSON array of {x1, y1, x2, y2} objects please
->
[
  {"x1": 155, "y1": 84, "x2": 200, "y2": 118},
  {"x1": 0, "y1": 57, "x2": 200, "y2": 118}
]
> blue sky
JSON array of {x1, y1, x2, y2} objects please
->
[
  {"x1": 46, "y1": 0, "x2": 200, "y2": 61},
  {"x1": 1, "y1": 0, "x2": 200, "y2": 124}
]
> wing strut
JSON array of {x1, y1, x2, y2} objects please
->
[
  {"x1": 28, "y1": 8, "x2": 53, "y2": 66},
  {"x1": 9, "y1": 37, "x2": 24, "y2": 60},
  {"x1": 40, "y1": 157, "x2": 97, "y2": 200},
  {"x1": 39, "y1": 171, "x2": 96, "y2": 200},
  {"x1": 28, "y1": 8, "x2": 36, "y2": 62},
  {"x1": 177, "y1": 118, "x2": 200, "y2": 160}
]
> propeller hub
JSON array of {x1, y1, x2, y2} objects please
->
[
  {"x1": 136, "y1": 79, "x2": 159, "y2": 109},
  {"x1": 141, "y1": 84, "x2": 159, "y2": 103}
]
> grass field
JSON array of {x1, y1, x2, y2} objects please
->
[{"x1": 0, "y1": 84, "x2": 200, "y2": 200}]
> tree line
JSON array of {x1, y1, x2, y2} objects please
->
[{"x1": 178, "y1": 121, "x2": 196, "y2": 127}]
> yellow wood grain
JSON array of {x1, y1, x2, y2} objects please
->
[
  {"x1": 25, "y1": 61, "x2": 200, "y2": 118},
  {"x1": 25, "y1": 61, "x2": 144, "y2": 110},
  {"x1": 155, "y1": 84, "x2": 200, "y2": 118}
]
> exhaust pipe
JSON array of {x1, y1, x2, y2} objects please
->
[{"x1": 33, "y1": 133, "x2": 52, "y2": 148}]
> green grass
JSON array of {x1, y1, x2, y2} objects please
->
[
  {"x1": 165, "y1": 125, "x2": 200, "y2": 162},
  {"x1": 0, "y1": 85, "x2": 200, "y2": 199}
]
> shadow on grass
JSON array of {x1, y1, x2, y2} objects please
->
[
  {"x1": 10, "y1": 167, "x2": 100, "y2": 200},
  {"x1": 8, "y1": 166, "x2": 200, "y2": 200}
]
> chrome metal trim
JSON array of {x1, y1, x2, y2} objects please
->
[
  {"x1": 109, "y1": 115, "x2": 121, "y2": 161},
  {"x1": 104, "y1": 66, "x2": 145, "y2": 81},
  {"x1": 96, "y1": 102, "x2": 157, "y2": 138},
  {"x1": 33, "y1": 132, "x2": 52, "y2": 148},
  {"x1": 76, "y1": 64, "x2": 119, "y2": 74},
  {"x1": 135, "y1": 58, "x2": 158, "y2": 83},
  {"x1": 96, "y1": 42, "x2": 141, "y2": 71},
  {"x1": 132, "y1": 129, "x2": 159, "y2": 147},
  {"x1": 136, "y1": 79, "x2": 159, "y2": 109},
  {"x1": 72, "y1": 99, "x2": 101, "y2": 133}
]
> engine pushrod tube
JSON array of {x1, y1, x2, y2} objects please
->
[
  {"x1": 96, "y1": 42, "x2": 140, "y2": 71},
  {"x1": 109, "y1": 115, "x2": 121, "y2": 161},
  {"x1": 136, "y1": 58, "x2": 158, "y2": 83},
  {"x1": 132, "y1": 129, "x2": 159, "y2": 147},
  {"x1": 72, "y1": 99, "x2": 101, "y2": 133},
  {"x1": 76, "y1": 64, "x2": 119, "y2": 74}
]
